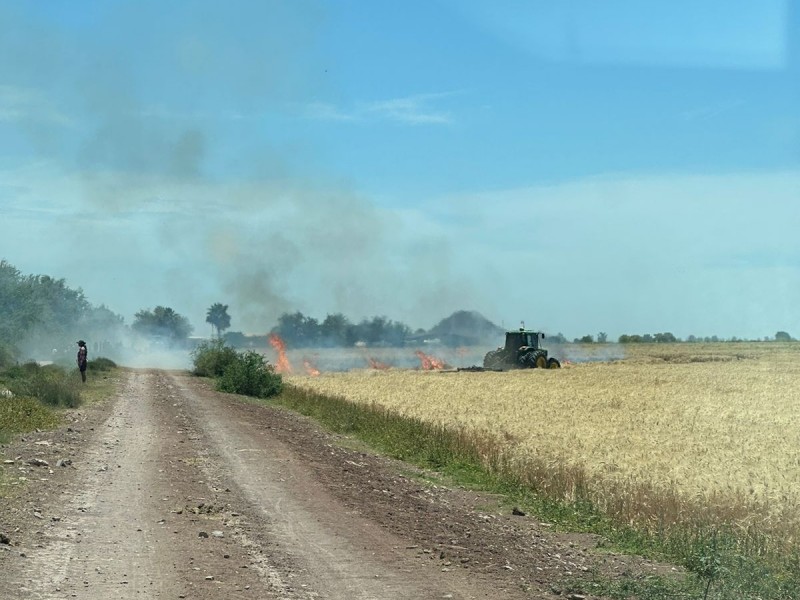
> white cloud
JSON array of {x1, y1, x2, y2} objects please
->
[
  {"x1": 304, "y1": 92, "x2": 455, "y2": 125},
  {"x1": 364, "y1": 94, "x2": 453, "y2": 124},
  {"x1": 0, "y1": 85, "x2": 72, "y2": 126},
  {"x1": 303, "y1": 102, "x2": 357, "y2": 122}
]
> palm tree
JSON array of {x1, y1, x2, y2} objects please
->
[{"x1": 205, "y1": 303, "x2": 231, "y2": 338}]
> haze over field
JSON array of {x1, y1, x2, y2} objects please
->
[{"x1": 1, "y1": 1, "x2": 799, "y2": 340}]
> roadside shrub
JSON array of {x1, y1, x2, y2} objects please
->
[
  {"x1": 192, "y1": 339, "x2": 239, "y2": 377},
  {"x1": 1, "y1": 361, "x2": 42, "y2": 381},
  {"x1": 216, "y1": 351, "x2": 282, "y2": 399},
  {"x1": 0, "y1": 395, "x2": 59, "y2": 440},
  {"x1": 88, "y1": 357, "x2": 117, "y2": 372},
  {"x1": 3, "y1": 362, "x2": 82, "y2": 408}
]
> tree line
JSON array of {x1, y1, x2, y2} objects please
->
[
  {"x1": 567, "y1": 332, "x2": 794, "y2": 344},
  {"x1": 0, "y1": 260, "x2": 202, "y2": 362},
  {"x1": 255, "y1": 311, "x2": 413, "y2": 348},
  {"x1": 0, "y1": 260, "x2": 125, "y2": 364},
  {"x1": 132, "y1": 305, "x2": 193, "y2": 345},
  {"x1": 135, "y1": 305, "x2": 418, "y2": 349},
  {"x1": 3, "y1": 258, "x2": 794, "y2": 365}
]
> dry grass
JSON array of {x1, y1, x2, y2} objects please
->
[{"x1": 289, "y1": 343, "x2": 800, "y2": 544}]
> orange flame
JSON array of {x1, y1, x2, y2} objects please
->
[
  {"x1": 268, "y1": 333, "x2": 293, "y2": 374},
  {"x1": 367, "y1": 357, "x2": 390, "y2": 370},
  {"x1": 415, "y1": 350, "x2": 448, "y2": 370},
  {"x1": 303, "y1": 359, "x2": 321, "y2": 377}
]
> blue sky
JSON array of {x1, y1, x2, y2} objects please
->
[{"x1": 1, "y1": 0, "x2": 799, "y2": 340}]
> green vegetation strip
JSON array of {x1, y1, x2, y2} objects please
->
[{"x1": 264, "y1": 384, "x2": 800, "y2": 600}]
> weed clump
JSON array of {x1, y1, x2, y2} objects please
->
[
  {"x1": 0, "y1": 395, "x2": 60, "y2": 440},
  {"x1": 0, "y1": 362, "x2": 77, "y2": 442}
]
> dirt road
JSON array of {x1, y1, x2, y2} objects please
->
[{"x1": 0, "y1": 369, "x2": 662, "y2": 599}]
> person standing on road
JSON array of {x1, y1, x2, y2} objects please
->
[{"x1": 76, "y1": 340, "x2": 88, "y2": 383}]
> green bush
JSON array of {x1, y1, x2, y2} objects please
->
[
  {"x1": 216, "y1": 351, "x2": 282, "y2": 399},
  {"x1": 3, "y1": 362, "x2": 82, "y2": 408},
  {"x1": 88, "y1": 356, "x2": 117, "y2": 372},
  {"x1": 192, "y1": 339, "x2": 239, "y2": 377}
]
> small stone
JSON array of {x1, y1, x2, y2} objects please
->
[
  {"x1": 210, "y1": 530, "x2": 224, "y2": 538},
  {"x1": 205, "y1": 575, "x2": 214, "y2": 581},
  {"x1": 512, "y1": 506, "x2": 526, "y2": 516},
  {"x1": 28, "y1": 458, "x2": 49, "y2": 467},
  {"x1": 198, "y1": 531, "x2": 209, "y2": 538}
]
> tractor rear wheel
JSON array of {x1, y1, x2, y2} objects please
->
[
  {"x1": 484, "y1": 351, "x2": 503, "y2": 369},
  {"x1": 535, "y1": 354, "x2": 547, "y2": 369},
  {"x1": 547, "y1": 357, "x2": 561, "y2": 369}
]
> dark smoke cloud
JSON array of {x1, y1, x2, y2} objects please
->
[{"x1": 1, "y1": 1, "x2": 491, "y2": 336}]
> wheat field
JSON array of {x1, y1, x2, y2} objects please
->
[{"x1": 288, "y1": 343, "x2": 800, "y2": 538}]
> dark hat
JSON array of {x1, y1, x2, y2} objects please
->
[{"x1": 77, "y1": 340, "x2": 85, "y2": 345}]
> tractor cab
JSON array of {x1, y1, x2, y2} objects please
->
[
  {"x1": 504, "y1": 329, "x2": 544, "y2": 353},
  {"x1": 484, "y1": 328, "x2": 559, "y2": 369}
]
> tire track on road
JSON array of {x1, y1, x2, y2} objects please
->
[
  {"x1": 9, "y1": 371, "x2": 186, "y2": 599},
  {"x1": 169, "y1": 372, "x2": 491, "y2": 600}
]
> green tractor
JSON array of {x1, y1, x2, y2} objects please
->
[{"x1": 483, "y1": 329, "x2": 561, "y2": 370}]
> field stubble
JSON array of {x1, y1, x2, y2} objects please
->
[{"x1": 289, "y1": 343, "x2": 800, "y2": 549}]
